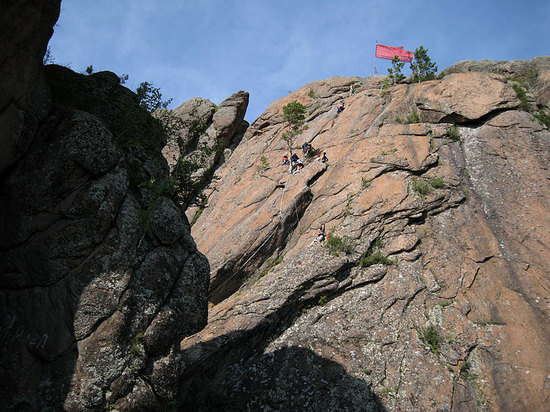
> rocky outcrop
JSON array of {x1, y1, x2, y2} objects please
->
[
  {"x1": 187, "y1": 60, "x2": 550, "y2": 410},
  {"x1": 0, "y1": 0, "x2": 61, "y2": 174},
  {"x1": 160, "y1": 91, "x2": 249, "y2": 213},
  {"x1": 0, "y1": 6, "x2": 210, "y2": 410}
]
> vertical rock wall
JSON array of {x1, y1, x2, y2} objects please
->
[{"x1": 0, "y1": 3, "x2": 210, "y2": 410}]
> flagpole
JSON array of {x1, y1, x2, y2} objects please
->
[{"x1": 373, "y1": 40, "x2": 378, "y2": 76}]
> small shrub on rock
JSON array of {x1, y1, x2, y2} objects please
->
[
  {"x1": 427, "y1": 177, "x2": 446, "y2": 189},
  {"x1": 360, "y1": 251, "x2": 396, "y2": 267},
  {"x1": 447, "y1": 124, "x2": 460, "y2": 141},
  {"x1": 412, "y1": 178, "x2": 432, "y2": 198},
  {"x1": 325, "y1": 230, "x2": 355, "y2": 256},
  {"x1": 421, "y1": 325, "x2": 441, "y2": 355}
]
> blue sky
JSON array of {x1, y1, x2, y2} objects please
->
[{"x1": 48, "y1": 0, "x2": 549, "y2": 123}]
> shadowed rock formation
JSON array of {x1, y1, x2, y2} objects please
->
[
  {"x1": 0, "y1": 0, "x2": 61, "y2": 174},
  {"x1": 0, "y1": 3, "x2": 210, "y2": 410},
  {"x1": 160, "y1": 91, "x2": 249, "y2": 214},
  {"x1": 188, "y1": 59, "x2": 550, "y2": 410}
]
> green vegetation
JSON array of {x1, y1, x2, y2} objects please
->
[
  {"x1": 343, "y1": 193, "x2": 355, "y2": 217},
  {"x1": 406, "y1": 111, "x2": 420, "y2": 123},
  {"x1": 412, "y1": 178, "x2": 432, "y2": 197},
  {"x1": 426, "y1": 177, "x2": 445, "y2": 189},
  {"x1": 397, "y1": 111, "x2": 420, "y2": 124},
  {"x1": 129, "y1": 332, "x2": 144, "y2": 358},
  {"x1": 509, "y1": 75, "x2": 550, "y2": 128},
  {"x1": 410, "y1": 45, "x2": 438, "y2": 82},
  {"x1": 283, "y1": 100, "x2": 306, "y2": 127},
  {"x1": 411, "y1": 177, "x2": 445, "y2": 198},
  {"x1": 360, "y1": 251, "x2": 396, "y2": 267},
  {"x1": 190, "y1": 206, "x2": 204, "y2": 227},
  {"x1": 512, "y1": 83, "x2": 531, "y2": 111},
  {"x1": 324, "y1": 229, "x2": 355, "y2": 256},
  {"x1": 136, "y1": 81, "x2": 173, "y2": 112},
  {"x1": 460, "y1": 361, "x2": 487, "y2": 408},
  {"x1": 359, "y1": 238, "x2": 396, "y2": 267},
  {"x1": 137, "y1": 176, "x2": 175, "y2": 234},
  {"x1": 85, "y1": 65, "x2": 93, "y2": 75},
  {"x1": 123, "y1": 82, "x2": 219, "y2": 242},
  {"x1": 534, "y1": 105, "x2": 550, "y2": 128},
  {"x1": 317, "y1": 295, "x2": 328, "y2": 306},
  {"x1": 308, "y1": 89, "x2": 316, "y2": 98},
  {"x1": 421, "y1": 325, "x2": 441, "y2": 355},
  {"x1": 387, "y1": 55, "x2": 406, "y2": 84},
  {"x1": 380, "y1": 147, "x2": 398, "y2": 156},
  {"x1": 306, "y1": 147, "x2": 322, "y2": 158},
  {"x1": 447, "y1": 124, "x2": 460, "y2": 141},
  {"x1": 259, "y1": 155, "x2": 270, "y2": 171},
  {"x1": 119, "y1": 73, "x2": 129, "y2": 84},
  {"x1": 281, "y1": 101, "x2": 307, "y2": 172},
  {"x1": 160, "y1": 105, "x2": 218, "y2": 209},
  {"x1": 460, "y1": 361, "x2": 478, "y2": 384}
]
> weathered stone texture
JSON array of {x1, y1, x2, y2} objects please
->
[
  {"x1": 187, "y1": 60, "x2": 550, "y2": 410},
  {"x1": 0, "y1": 5, "x2": 210, "y2": 410}
]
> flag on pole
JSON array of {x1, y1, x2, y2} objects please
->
[{"x1": 375, "y1": 44, "x2": 414, "y2": 63}]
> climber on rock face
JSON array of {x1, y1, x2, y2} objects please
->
[
  {"x1": 293, "y1": 157, "x2": 303, "y2": 174},
  {"x1": 337, "y1": 101, "x2": 345, "y2": 114},
  {"x1": 316, "y1": 224, "x2": 326, "y2": 243}
]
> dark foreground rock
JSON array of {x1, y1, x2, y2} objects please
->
[{"x1": 0, "y1": 4, "x2": 210, "y2": 410}]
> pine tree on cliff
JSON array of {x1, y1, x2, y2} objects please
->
[
  {"x1": 282, "y1": 101, "x2": 306, "y2": 173},
  {"x1": 410, "y1": 45, "x2": 438, "y2": 82}
]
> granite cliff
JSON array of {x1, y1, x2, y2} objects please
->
[
  {"x1": 2, "y1": 1, "x2": 550, "y2": 411},
  {"x1": 184, "y1": 58, "x2": 550, "y2": 410}
]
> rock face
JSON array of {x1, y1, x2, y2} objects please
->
[
  {"x1": 162, "y1": 91, "x2": 249, "y2": 171},
  {"x1": 0, "y1": 0, "x2": 61, "y2": 173},
  {"x1": 3, "y1": 4, "x2": 550, "y2": 410},
  {"x1": 187, "y1": 59, "x2": 550, "y2": 410},
  {"x1": 160, "y1": 91, "x2": 249, "y2": 213},
  {"x1": 0, "y1": 5, "x2": 210, "y2": 411}
]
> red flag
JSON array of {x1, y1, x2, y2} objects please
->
[{"x1": 375, "y1": 44, "x2": 414, "y2": 63}]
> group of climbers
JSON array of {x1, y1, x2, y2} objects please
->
[
  {"x1": 281, "y1": 97, "x2": 344, "y2": 173},
  {"x1": 281, "y1": 147, "x2": 328, "y2": 174}
]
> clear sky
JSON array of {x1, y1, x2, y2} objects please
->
[{"x1": 48, "y1": 0, "x2": 549, "y2": 123}]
